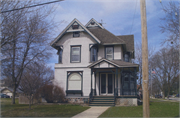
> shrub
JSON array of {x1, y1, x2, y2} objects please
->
[{"x1": 40, "y1": 84, "x2": 65, "y2": 103}]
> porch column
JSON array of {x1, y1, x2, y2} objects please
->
[
  {"x1": 91, "y1": 70, "x2": 92, "y2": 93},
  {"x1": 95, "y1": 73, "x2": 96, "y2": 95},
  {"x1": 116, "y1": 68, "x2": 118, "y2": 96}
]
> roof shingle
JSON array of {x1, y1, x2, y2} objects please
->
[
  {"x1": 88, "y1": 28, "x2": 125, "y2": 44},
  {"x1": 117, "y1": 35, "x2": 134, "y2": 52}
]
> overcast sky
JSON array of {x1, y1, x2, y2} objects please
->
[{"x1": 47, "y1": 0, "x2": 178, "y2": 68}]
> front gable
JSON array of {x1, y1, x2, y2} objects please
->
[
  {"x1": 51, "y1": 18, "x2": 101, "y2": 49},
  {"x1": 88, "y1": 58, "x2": 119, "y2": 68},
  {"x1": 85, "y1": 18, "x2": 104, "y2": 29}
]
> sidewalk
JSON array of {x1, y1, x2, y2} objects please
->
[{"x1": 72, "y1": 107, "x2": 109, "y2": 118}]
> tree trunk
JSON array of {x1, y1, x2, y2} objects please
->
[
  {"x1": 11, "y1": 84, "x2": 16, "y2": 104},
  {"x1": 29, "y1": 95, "x2": 31, "y2": 110},
  {"x1": 163, "y1": 90, "x2": 165, "y2": 99}
]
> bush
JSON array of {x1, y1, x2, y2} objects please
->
[{"x1": 40, "y1": 84, "x2": 65, "y2": 103}]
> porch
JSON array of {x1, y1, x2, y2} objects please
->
[{"x1": 88, "y1": 58, "x2": 139, "y2": 106}]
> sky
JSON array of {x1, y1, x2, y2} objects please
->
[{"x1": 47, "y1": 0, "x2": 178, "y2": 69}]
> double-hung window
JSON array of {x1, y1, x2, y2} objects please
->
[
  {"x1": 90, "y1": 47, "x2": 97, "y2": 62},
  {"x1": 71, "y1": 46, "x2": 81, "y2": 63},
  {"x1": 105, "y1": 47, "x2": 113, "y2": 60}
]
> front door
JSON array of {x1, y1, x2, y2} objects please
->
[{"x1": 100, "y1": 73, "x2": 113, "y2": 95}]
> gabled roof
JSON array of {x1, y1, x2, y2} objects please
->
[
  {"x1": 1, "y1": 87, "x2": 22, "y2": 93},
  {"x1": 50, "y1": 18, "x2": 101, "y2": 48},
  {"x1": 88, "y1": 58, "x2": 139, "y2": 68},
  {"x1": 85, "y1": 18, "x2": 104, "y2": 29},
  {"x1": 88, "y1": 28, "x2": 125, "y2": 45},
  {"x1": 117, "y1": 35, "x2": 134, "y2": 52}
]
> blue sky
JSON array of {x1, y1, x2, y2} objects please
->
[{"x1": 47, "y1": 0, "x2": 178, "y2": 68}]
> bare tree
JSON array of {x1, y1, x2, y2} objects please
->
[
  {"x1": 1, "y1": 0, "x2": 57, "y2": 104},
  {"x1": 19, "y1": 62, "x2": 53, "y2": 109},
  {"x1": 133, "y1": 42, "x2": 155, "y2": 91},
  {"x1": 160, "y1": 1, "x2": 179, "y2": 47},
  {"x1": 151, "y1": 47, "x2": 179, "y2": 98}
]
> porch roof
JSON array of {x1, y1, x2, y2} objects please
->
[{"x1": 88, "y1": 58, "x2": 139, "y2": 69}]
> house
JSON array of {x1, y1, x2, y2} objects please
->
[
  {"x1": 1, "y1": 87, "x2": 22, "y2": 98},
  {"x1": 51, "y1": 18, "x2": 139, "y2": 106}
]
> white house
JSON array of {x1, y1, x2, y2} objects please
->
[{"x1": 51, "y1": 18, "x2": 139, "y2": 106}]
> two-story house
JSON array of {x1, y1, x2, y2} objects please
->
[{"x1": 51, "y1": 18, "x2": 139, "y2": 106}]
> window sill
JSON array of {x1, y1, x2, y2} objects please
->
[{"x1": 70, "y1": 62, "x2": 81, "y2": 63}]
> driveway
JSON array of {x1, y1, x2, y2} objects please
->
[{"x1": 72, "y1": 107, "x2": 109, "y2": 118}]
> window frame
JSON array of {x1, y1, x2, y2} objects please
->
[
  {"x1": 90, "y1": 46, "x2": 98, "y2": 62},
  {"x1": 70, "y1": 45, "x2": 81, "y2": 63},
  {"x1": 105, "y1": 46, "x2": 114, "y2": 60},
  {"x1": 66, "y1": 71, "x2": 83, "y2": 96},
  {"x1": 73, "y1": 32, "x2": 80, "y2": 37}
]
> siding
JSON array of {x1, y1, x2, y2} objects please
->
[
  {"x1": 56, "y1": 32, "x2": 96, "y2": 67},
  {"x1": 54, "y1": 68, "x2": 91, "y2": 97}
]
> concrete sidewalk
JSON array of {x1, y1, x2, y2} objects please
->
[{"x1": 72, "y1": 107, "x2": 109, "y2": 118}]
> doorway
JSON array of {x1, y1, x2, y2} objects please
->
[{"x1": 100, "y1": 73, "x2": 114, "y2": 95}]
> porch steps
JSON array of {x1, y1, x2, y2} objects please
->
[{"x1": 89, "y1": 96, "x2": 115, "y2": 106}]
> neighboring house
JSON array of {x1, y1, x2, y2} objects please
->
[
  {"x1": 51, "y1": 18, "x2": 139, "y2": 106},
  {"x1": 1, "y1": 87, "x2": 22, "y2": 98}
]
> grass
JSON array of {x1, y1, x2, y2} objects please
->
[
  {"x1": 99, "y1": 99, "x2": 179, "y2": 117},
  {"x1": 1, "y1": 98, "x2": 90, "y2": 117}
]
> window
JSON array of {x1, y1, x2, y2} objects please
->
[
  {"x1": 90, "y1": 47, "x2": 97, "y2": 62},
  {"x1": 72, "y1": 25, "x2": 79, "y2": 29},
  {"x1": 124, "y1": 54, "x2": 129, "y2": 62},
  {"x1": 73, "y1": 32, "x2": 80, "y2": 37},
  {"x1": 105, "y1": 47, "x2": 113, "y2": 60},
  {"x1": 58, "y1": 49, "x2": 63, "y2": 63},
  {"x1": 122, "y1": 73, "x2": 136, "y2": 95},
  {"x1": 71, "y1": 46, "x2": 81, "y2": 63},
  {"x1": 68, "y1": 73, "x2": 81, "y2": 90}
]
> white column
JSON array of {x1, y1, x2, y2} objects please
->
[{"x1": 92, "y1": 72, "x2": 95, "y2": 89}]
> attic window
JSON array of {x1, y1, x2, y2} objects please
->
[
  {"x1": 72, "y1": 25, "x2": 79, "y2": 29},
  {"x1": 73, "y1": 32, "x2": 80, "y2": 37},
  {"x1": 91, "y1": 22, "x2": 95, "y2": 25}
]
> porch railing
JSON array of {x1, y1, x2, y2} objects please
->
[{"x1": 119, "y1": 88, "x2": 137, "y2": 96}]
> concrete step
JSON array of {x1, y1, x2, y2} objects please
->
[
  {"x1": 91, "y1": 100, "x2": 114, "y2": 102},
  {"x1": 89, "y1": 104, "x2": 114, "y2": 106},
  {"x1": 90, "y1": 102, "x2": 114, "y2": 104},
  {"x1": 89, "y1": 96, "x2": 115, "y2": 106}
]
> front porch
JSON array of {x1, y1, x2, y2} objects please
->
[{"x1": 88, "y1": 58, "x2": 139, "y2": 106}]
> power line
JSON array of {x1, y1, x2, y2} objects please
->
[
  {"x1": 1, "y1": 0, "x2": 64, "y2": 13},
  {"x1": 130, "y1": 0, "x2": 138, "y2": 34}
]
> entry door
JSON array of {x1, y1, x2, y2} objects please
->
[{"x1": 100, "y1": 73, "x2": 113, "y2": 95}]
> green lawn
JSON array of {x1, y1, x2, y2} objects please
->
[
  {"x1": 1, "y1": 98, "x2": 90, "y2": 117},
  {"x1": 99, "y1": 99, "x2": 179, "y2": 117}
]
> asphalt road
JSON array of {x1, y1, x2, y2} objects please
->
[{"x1": 166, "y1": 97, "x2": 180, "y2": 101}]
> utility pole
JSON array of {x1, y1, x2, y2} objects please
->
[{"x1": 140, "y1": 0, "x2": 150, "y2": 117}]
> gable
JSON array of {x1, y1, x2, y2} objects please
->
[
  {"x1": 93, "y1": 61, "x2": 115, "y2": 68},
  {"x1": 85, "y1": 18, "x2": 104, "y2": 29},
  {"x1": 51, "y1": 18, "x2": 101, "y2": 49}
]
